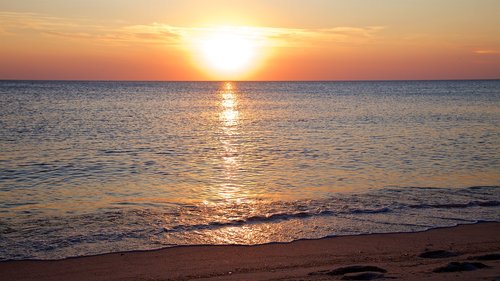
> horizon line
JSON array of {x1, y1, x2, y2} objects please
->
[{"x1": 1, "y1": 78, "x2": 499, "y2": 83}]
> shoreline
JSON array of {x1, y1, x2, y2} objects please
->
[
  {"x1": 1, "y1": 222, "x2": 499, "y2": 280},
  {"x1": 2, "y1": 221, "x2": 496, "y2": 262}
]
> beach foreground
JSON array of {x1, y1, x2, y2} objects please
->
[{"x1": 1, "y1": 223, "x2": 499, "y2": 281}]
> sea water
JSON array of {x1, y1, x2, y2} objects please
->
[{"x1": 0, "y1": 80, "x2": 499, "y2": 260}]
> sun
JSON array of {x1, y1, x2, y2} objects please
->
[{"x1": 195, "y1": 26, "x2": 261, "y2": 77}]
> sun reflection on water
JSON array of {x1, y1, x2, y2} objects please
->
[
  {"x1": 220, "y1": 86, "x2": 239, "y2": 127},
  {"x1": 218, "y1": 82, "x2": 242, "y2": 200},
  {"x1": 200, "y1": 82, "x2": 267, "y2": 243}
]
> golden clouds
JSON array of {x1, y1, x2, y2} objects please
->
[{"x1": 0, "y1": 12, "x2": 384, "y2": 48}]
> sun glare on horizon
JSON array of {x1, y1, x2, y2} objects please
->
[{"x1": 194, "y1": 26, "x2": 264, "y2": 78}]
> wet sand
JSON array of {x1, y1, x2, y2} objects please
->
[{"x1": 1, "y1": 222, "x2": 499, "y2": 281}]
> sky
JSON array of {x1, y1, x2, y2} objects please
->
[{"x1": 0, "y1": 0, "x2": 499, "y2": 81}]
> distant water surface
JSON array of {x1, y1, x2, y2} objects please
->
[{"x1": 0, "y1": 80, "x2": 499, "y2": 260}]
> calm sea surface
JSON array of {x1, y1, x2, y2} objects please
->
[{"x1": 0, "y1": 80, "x2": 499, "y2": 260}]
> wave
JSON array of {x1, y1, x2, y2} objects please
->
[
  {"x1": 163, "y1": 198, "x2": 499, "y2": 233},
  {"x1": 164, "y1": 208, "x2": 391, "y2": 233},
  {"x1": 408, "y1": 200, "x2": 500, "y2": 209}
]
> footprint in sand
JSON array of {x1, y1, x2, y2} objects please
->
[
  {"x1": 309, "y1": 265, "x2": 387, "y2": 280},
  {"x1": 341, "y1": 272, "x2": 385, "y2": 280},
  {"x1": 418, "y1": 250, "x2": 460, "y2": 259},
  {"x1": 468, "y1": 253, "x2": 500, "y2": 261},
  {"x1": 433, "y1": 261, "x2": 489, "y2": 273}
]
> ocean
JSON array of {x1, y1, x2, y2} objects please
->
[{"x1": 0, "y1": 80, "x2": 499, "y2": 260}]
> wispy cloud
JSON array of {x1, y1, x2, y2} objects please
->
[
  {"x1": 0, "y1": 11, "x2": 385, "y2": 47},
  {"x1": 0, "y1": 11, "x2": 75, "y2": 31},
  {"x1": 245, "y1": 25, "x2": 385, "y2": 46},
  {"x1": 0, "y1": 12, "x2": 180, "y2": 44},
  {"x1": 474, "y1": 49, "x2": 500, "y2": 55}
]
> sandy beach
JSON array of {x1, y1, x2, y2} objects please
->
[
  {"x1": 2, "y1": 0, "x2": 500, "y2": 279},
  {"x1": 0, "y1": 222, "x2": 498, "y2": 281}
]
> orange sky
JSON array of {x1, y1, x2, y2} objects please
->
[{"x1": 1, "y1": 0, "x2": 499, "y2": 80}]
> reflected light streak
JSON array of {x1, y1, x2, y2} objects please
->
[
  {"x1": 218, "y1": 82, "x2": 241, "y2": 200},
  {"x1": 220, "y1": 83, "x2": 239, "y2": 128},
  {"x1": 222, "y1": 98, "x2": 236, "y2": 108}
]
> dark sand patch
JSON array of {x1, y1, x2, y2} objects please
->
[
  {"x1": 419, "y1": 250, "x2": 460, "y2": 259},
  {"x1": 326, "y1": 265, "x2": 387, "y2": 275},
  {"x1": 341, "y1": 272, "x2": 385, "y2": 280},
  {"x1": 468, "y1": 253, "x2": 500, "y2": 261},
  {"x1": 433, "y1": 261, "x2": 489, "y2": 273}
]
